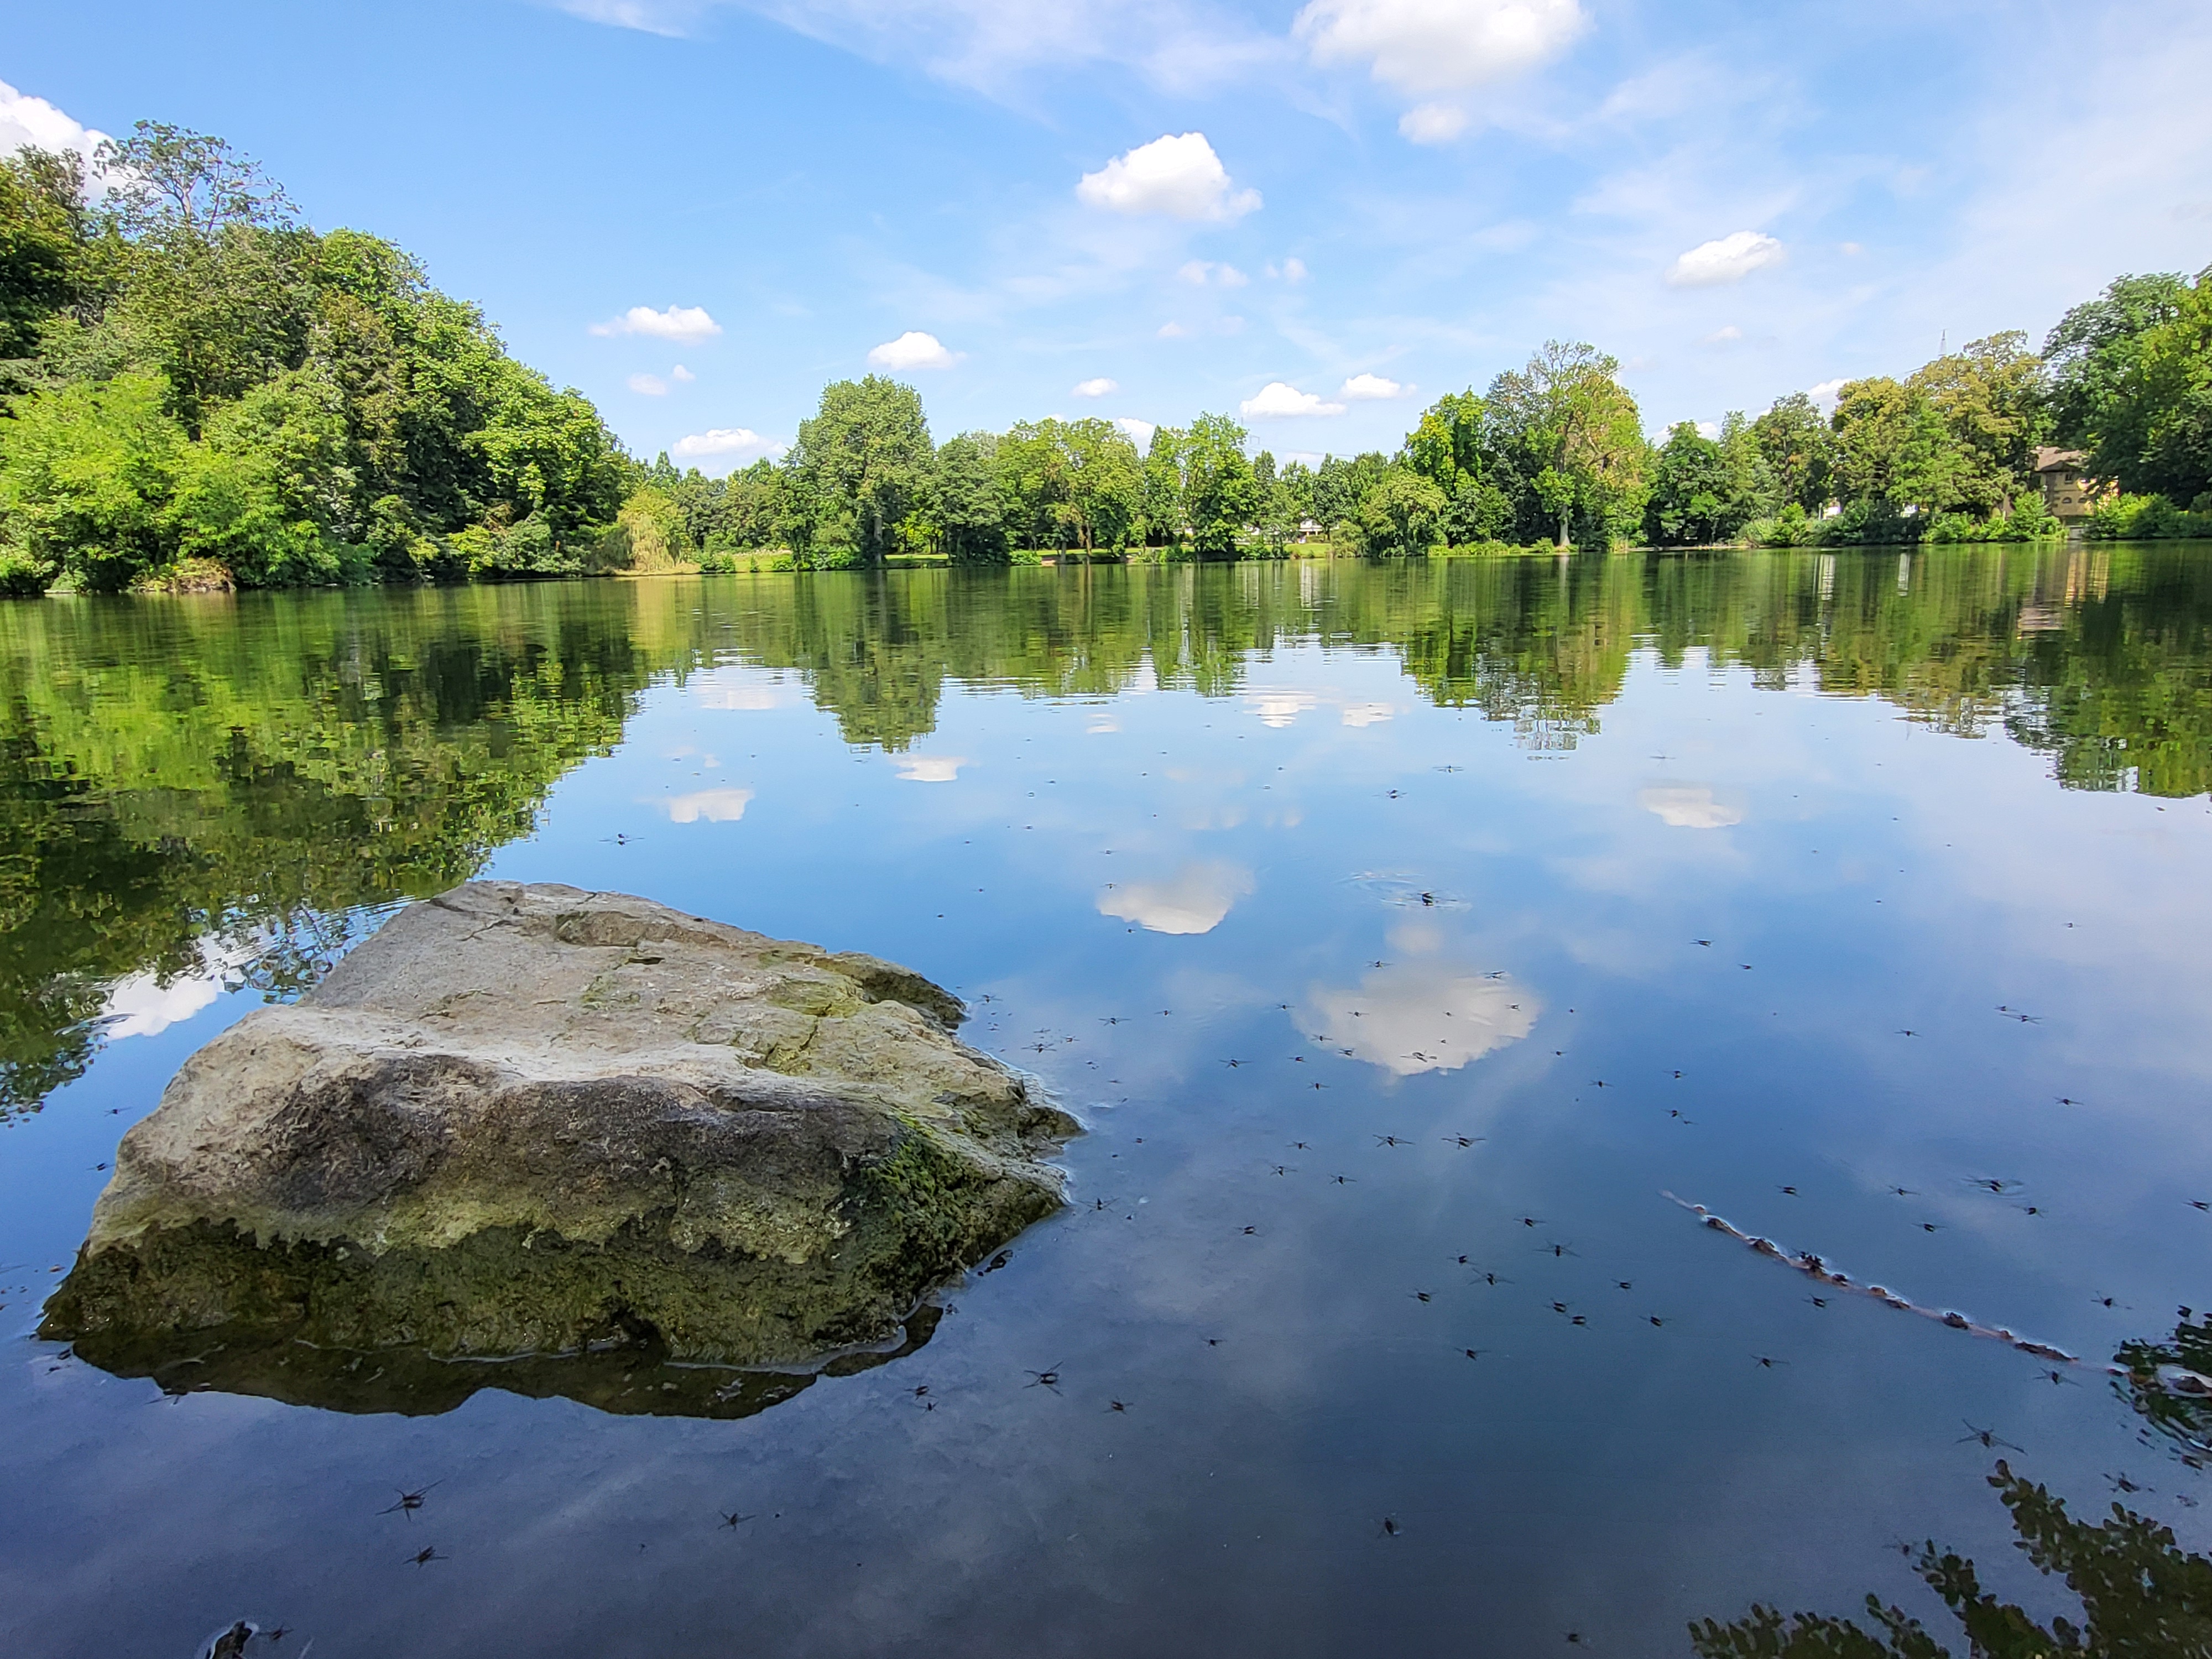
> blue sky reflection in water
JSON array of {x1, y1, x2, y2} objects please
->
[{"x1": 2, "y1": 550, "x2": 2211, "y2": 1655}]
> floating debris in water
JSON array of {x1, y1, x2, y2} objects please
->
[{"x1": 1663, "y1": 1193, "x2": 2098, "y2": 1370}]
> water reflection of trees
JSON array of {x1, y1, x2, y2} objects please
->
[
  {"x1": 1691, "y1": 1462, "x2": 2212, "y2": 1657},
  {"x1": 1, "y1": 545, "x2": 2205, "y2": 1115},
  {"x1": 705, "y1": 546, "x2": 2212, "y2": 785},
  {"x1": 0, "y1": 585, "x2": 691, "y2": 1113}
]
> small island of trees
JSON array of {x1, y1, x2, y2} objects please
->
[{"x1": 1, "y1": 123, "x2": 2208, "y2": 593}]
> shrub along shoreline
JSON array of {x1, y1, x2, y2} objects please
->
[{"x1": 2, "y1": 124, "x2": 2206, "y2": 594}]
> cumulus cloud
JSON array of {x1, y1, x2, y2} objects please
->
[
  {"x1": 1078, "y1": 132, "x2": 1259, "y2": 221},
  {"x1": 1306, "y1": 961, "x2": 1540, "y2": 1077},
  {"x1": 1400, "y1": 101, "x2": 1470, "y2": 143},
  {"x1": 893, "y1": 754, "x2": 968, "y2": 782},
  {"x1": 591, "y1": 304, "x2": 723, "y2": 342},
  {"x1": 1157, "y1": 321, "x2": 1192, "y2": 339},
  {"x1": 1806, "y1": 378, "x2": 1846, "y2": 407},
  {"x1": 868, "y1": 330, "x2": 963, "y2": 369},
  {"x1": 1339, "y1": 372, "x2": 1409, "y2": 399},
  {"x1": 1666, "y1": 231, "x2": 1786, "y2": 286},
  {"x1": 1177, "y1": 258, "x2": 1249, "y2": 286},
  {"x1": 671, "y1": 364, "x2": 696, "y2": 383},
  {"x1": 1097, "y1": 862, "x2": 1254, "y2": 935},
  {"x1": 1240, "y1": 381, "x2": 1347, "y2": 418},
  {"x1": 101, "y1": 964, "x2": 222, "y2": 1040},
  {"x1": 1072, "y1": 377, "x2": 1120, "y2": 397},
  {"x1": 671, "y1": 427, "x2": 785, "y2": 472},
  {"x1": 1700, "y1": 325, "x2": 1744, "y2": 347},
  {"x1": 1637, "y1": 785, "x2": 1741, "y2": 829},
  {"x1": 656, "y1": 787, "x2": 755, "y2": 823},
  {"x1": 1297, "y1": 0, "x2": 1587, "y2": 121},
  {"x1": 1115, "y1": 416, "x2": 1157, "y2": 445},
  {"x1": 0, "y1": 77, "x2": 109, "y2": 168}
]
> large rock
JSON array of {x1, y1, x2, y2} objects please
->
[{"x1": 43, "y1": 882, "x2": 1075, "y2": 1392}]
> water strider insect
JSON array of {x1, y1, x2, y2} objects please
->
[{"x1": 382, "y1": 1481, "x2": 441, "y2": 1519}]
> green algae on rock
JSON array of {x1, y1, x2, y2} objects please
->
[{"x1": 42, "y1": 882, "x2": 1075, "y2": 1391}]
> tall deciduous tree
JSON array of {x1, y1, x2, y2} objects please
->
[
  {"x1": 1907, "y1": 331, "x2": 2048, "y2": 514},
  {"x1": 786, "y1": 375, "x2": 933, "y2": 564},
  {"x1": 1487, "y1": 342, "x2": 1647, "y2": 547}
]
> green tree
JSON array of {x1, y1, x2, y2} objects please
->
[
  {"x1": 1140, "y1": 425, "x2": 1188, "y2": 548},
  {"x1": 0, "y1": 369, "x2": 184, "y2": 590},
  {"x1": 1751, "y1": 393, "x2": 1835, "y2": 513},
  {"x1": 1644, "y1": 421, "x2": 1733, "y2": 545},
  {"x1": 170, "y1": 363, "x2": 356, "y2": 586},
  {"x1": 2127, "y1": 269, "x2": 2212, "y2": 507},
  {"x1": 0, "y1": 147, "x2": 92, "y2": 373},
  {"x1": 1345, "y1": 467, "x2": 1447, "y2": 556},
  {"x1": 934, "y1": 432, "x2": 1009, "y2": 564},
  {"x1": 786, "y1": 376, "x2": 932, "y2": 565},
  {"x1": 2046, "y1": 271, "x2": 2190, "y2": 458},
  {"x1": 1180, "y1": 413, "x2": 1260, "y2": 559},
  {"x1": 1829, "y1": 377, "x2": 1956, "y2": 513},
  {"x1": 1908, "y1": 331, "x2": 2048, "y2": 515},
  {"x1": 1487, "y1": 341, "x2": 1648, "y2": 547}
]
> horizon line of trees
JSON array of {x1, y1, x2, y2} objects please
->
[{"x1": 2, "y1": 122, "x2": 2208, "y2": 593}]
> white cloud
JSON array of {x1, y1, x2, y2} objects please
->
[
  {"x1": 691, "y1": 673, "x2": 787, "y2": 709},
  {"x1": 1157, "y1": 321, "x2": 1192, "y2": 339},
  {"x1": 1699, "y1": 325, "x2": 1743, "y2": 348},
  {"x1": 101, "y1": 965, "x2": 223, "y2": 1040},
  {"x1": 1638, "y1": 785, "x2": 1741, "y2": 829},
  {"x1": 1077, "y1": 132, "x2": 1260, "y2": 221},
  {"x1": 1241, "y1": 381, "x2": 1347, "y2": 418},
  {"x1": 1339, "y1": 372, "x2": 1409, "y2": 400},
  {"x1": 658, "y1": 787, "x2": 754, "y2": 823},
  {"x1": 1693, "y1": 420, "x2": 1720, "y2": 440},
  {"x1": 1307, "y1": 961, "x2": 1540, "y2": 1077},
  {"x1": 559, "y1": 0, "x2": 1279, "y2": 101},
  {"x1": 1282, "y1": 256, "x2": 1308, "y2": 280},
  {"x1": 591, "y1": 304, "x2": 724, "y2": 342},
  {"x1": 671, "y1": 364, "x2": 696, "y2": 383},
  {"x1": 671, "y1": 427, "x2": 785, "y2": 472},
  {"x1": 1177, "y1": 258, "x2": 1250, "y2": 286},
  {"x1": 0, "y1": 77, "x2": 109, "y2": 168},
  {"x1": 629, "y1": 372, "x2": 671, "y2": 396},
  {"x1": 1806, "y1": 378, "x2": 1846, "y2": 410},
  {"x1": 1097, "y1": 862, "x2": 1254, "y2": 935},
  {"x1": 1400, "y1": 101, "x2": 1470, "y2": 143},
  {"x1": 1296, "y1": 0, "x2": 1587, "y2": 96},
  {"x1": 1072, "y1": 376, "x2": 1120, "y2": 397},
  {"x1": 1666, "y1": 231, "x2": 1786, "y2": 286},
  {"x1": 1115, "y1": 416, "x2": 1157, "y2": 445},
  {"x1": 868, "y1": 330, "x2": 963, "y2": 370},
  {"x1": 893, "y1": 754, "x2": 968, "y2": 782}
]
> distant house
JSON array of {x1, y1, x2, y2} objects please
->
[{"x1": 2032, "y1": 447, "x2": 2107, "y2": 520}]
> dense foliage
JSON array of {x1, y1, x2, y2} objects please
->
[
  {"x1": 4, "y1": 120, "x2": 2209, "y2": 585},
  {"x1": 0, "y1": 126, "x2": 627, "y2": 594}
]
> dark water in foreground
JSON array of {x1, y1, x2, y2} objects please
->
[{"x1": 1, "y1": 547, "x2": 2209, "y2": 1656}]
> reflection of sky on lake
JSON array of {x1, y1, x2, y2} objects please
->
[{"x1": 3, "y1": 562, "x2": 2211, "y2": 1658}]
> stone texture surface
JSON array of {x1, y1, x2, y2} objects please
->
[{"x1": 45, "y1": 883, "x2": 1074, "y2": 1374}]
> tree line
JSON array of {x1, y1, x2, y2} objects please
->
[
  {"x1": 0, "y1": 126, "x2": 627, "y2": 594},
  {"x1": 2, "y1": 122, "x2": 2208, "y2": 592}
]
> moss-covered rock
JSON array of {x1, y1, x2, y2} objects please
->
[{"x1": 43, "y1": 882, "x2": 1073, "y2": 1396}]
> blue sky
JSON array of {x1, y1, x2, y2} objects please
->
[{"x1": 5, "y1": 0, "x2": 2211, "y2": 470}]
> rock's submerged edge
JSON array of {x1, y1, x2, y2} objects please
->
[{"x1": 44, "y1": 883, "x2": 1077, "y2": 1370}]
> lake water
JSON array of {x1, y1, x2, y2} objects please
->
[{"x1": 2, "y1": 547, "x2": 2209, "y2": 1656}]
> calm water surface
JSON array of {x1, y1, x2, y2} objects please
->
[{"x1": 2, "y1": 549, "x2": 2210, "y2": 1656}]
